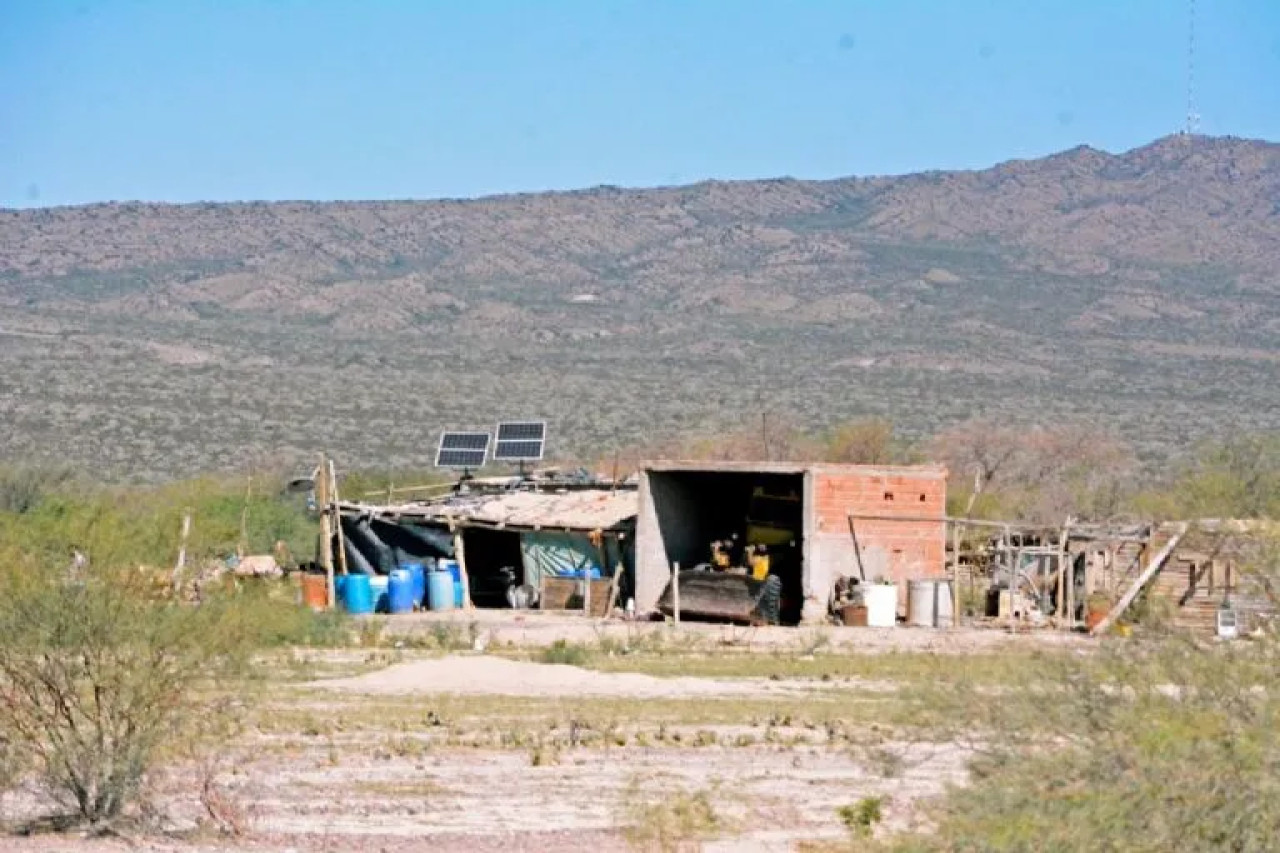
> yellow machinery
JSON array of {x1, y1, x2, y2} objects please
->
[
  {"x1": 744, "y1": 544, "x2": 770, "y2": 581},
  {"x1": 744, "y1": 486, "x2": 800, "y2": 549}
]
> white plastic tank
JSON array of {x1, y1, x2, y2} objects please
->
[
  {"x1": 864, "y1": 583, "x2": 898, "y2": 628},
  {"x1": 935, "y1": 580, "x2": 955, "y2": 628},
  {"x1": 909, "y1": 580, "x2": 955, "y2": 628},
  {"x1": 908, "y1": 580, "x2": 937, "y2": 627}
]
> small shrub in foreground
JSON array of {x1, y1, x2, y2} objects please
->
[{"x1": 0, "y1": 563, "x2": 283, "y2": 829}]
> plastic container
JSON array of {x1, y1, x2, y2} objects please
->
[
  {"x1": 300, "y1": 572, "x2": 329, "y2": 610},
  {"x1": 402, "y1": 562, "x2": 427, "y2": 608},
  {"x1": 908, "y1": 580, "x2": 954, "y2": 628},
  {"x1": 387, "y1": 569, "x2": 415, "y2": 614},
  {"x1": 342, "y1": 573, "x2": 374, "y2": 615},
  {"x1": 864, "y1": 583, "x2": 898, "y2": 628},
  {"x1": 426, "y1": 569, "x2": 456, "y2": 612},
  {"x1": 335, "y1": 574, "x2": 348, "y2": 603},
  {"x1": 438, "y1": 558, "x2": 464, "y2": 607},
  {"x1": 935, "y1": 580, "x2": 954, "y2": 628},
  {"x1": 369, "y1": 575, "x2": 390, "y2": 614}
]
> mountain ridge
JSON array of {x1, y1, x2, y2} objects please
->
[{"x1": 0, "y1": 133, "x2": 1277, "y2": 479}]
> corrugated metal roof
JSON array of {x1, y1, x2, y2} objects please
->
[{"x1": 342, "y1": 488, "x2": 637, "y2": 532}]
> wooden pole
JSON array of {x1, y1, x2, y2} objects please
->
[
  {"x1": 317, "y1": 454, "x2": 334, "y2": 608},
  {"x1": 950, "y1": 520, "x2": 961, "y2": 628},
  {"x1": 238, "y1": 475, "x2": 253, "y2": 559},
  {"x1": 172, "y1": 510, "x2": 193, "y2": 596},
  {"x1": 671, "y1": 562, "x2": 681, "y2": 625},
  {"x1": 847, "y1": 517, "x2": 868, "y2": 582},
  {"x1": 1065, "y1": 547, "x2": 1075, "y2": 629},
  {"x1": 1091, "y1": 524, "x2": 1187, "y2": 636},
  {"x1": 605, "y1": 547, "x2": 624, "y2": 619},
  {"x1": 329, "y1": 460, "x2": 350, "y2": 578},
  {"x1": 1056, "y1": 518, "x2": 1071, "y2": 628},
  {"x1": 452, "y1": 524, "x2": 474, "y2": 610}
]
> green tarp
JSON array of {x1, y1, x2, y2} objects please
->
[{"x1": 520, "y1": 530, "x2": 628, "y2": 589}]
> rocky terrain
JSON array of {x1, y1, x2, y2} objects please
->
[{"x1": 1, "y1": 133, "x2": 1277, "y2": 478}]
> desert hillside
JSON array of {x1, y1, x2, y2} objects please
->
[{"x1": 1, "y1": 134, "x2": 1277, "y2": 478}]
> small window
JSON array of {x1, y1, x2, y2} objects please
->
[
  {"x1": 883, "y1": 491, "x2": 894, "y2": 501},
  {"x1": 919, "y1": 493, "x2": 927, "y2": 502}
]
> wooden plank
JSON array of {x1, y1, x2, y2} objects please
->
[
  {"x1": 541, "y1": 577, "x2": 611, "y2": 616},
  {"x1": 672, "y1": 562, "x2": 680, "y2": 625},
  {"x1": 1090, "y1": 524, "x2": 1188, "y2": 636}
]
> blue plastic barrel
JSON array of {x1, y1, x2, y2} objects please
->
[
  {"x1": 369, "y1": 575, "x2": 390, "y2": 614},
  {"x1": 342, "y1": 574, "x2": 374, "y2": 615},
  {"x1": 335, "y1": 574, "x2": 348, "y2": 602},
  {"x1": 403, "y1": 562, "x2": 426, "y2": 608},
  {"x1": 387, "y1": 569, "x2": 415, "y2": 614},
  {"x1": 426, "y1": 569, "x2": 456, "y2": 612},
  {"x1": 438, "y1": 559, "x2": 465, "y2": 607}
]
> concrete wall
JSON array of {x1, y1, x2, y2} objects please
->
[
  {"x1": 635, "y1": 471, "x2": 706, "y2": 611},
  {"x1": 806, "y1": 466, "x2": 947, "y2": 620}
]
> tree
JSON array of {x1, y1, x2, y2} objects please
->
[
  {"x1": 1174, "y1": 433, "x2": 1280, "y2": 519},
  {"x1": 822, "y1": 419, "x2": 898, "y2": 465},
  {"x1": 930, "y1": 419, "x2": 1135, "y2": 522}
]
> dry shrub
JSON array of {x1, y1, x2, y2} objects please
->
[
  {"x1": 621, "y1": 777, "x2": 726, "y2": 852},
  {"x1": 0, "y1": 562, "x2": 271, "y2": 830},
  {"x1": 883, "y1": 627, "x2": 1280, "y2": 850}
]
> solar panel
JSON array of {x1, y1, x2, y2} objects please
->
[
  {"x1": 435, "y1": 431, "x2": 491, "y2": 469},
  {"x1": 493, "y1": 420, "x2": 547, "y2": 462}
]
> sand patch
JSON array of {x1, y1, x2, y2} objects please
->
[{"x1": 309, "y1": 654, "x2": 867, "y2": 699}]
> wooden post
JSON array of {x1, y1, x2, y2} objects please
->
[
  {"x1": 671, "y1": 562, "x2": 681, "y2": 625},
  {"x1": 317, "y1": 454, "x2": 334, "y2": 608},
  {"x1": 1056, "y1": 519, "x2": 1071, "y2": 628},
  {"x1": 172, "y1": 510, "x2": 193, "y2": 595},
  {"x1": 238, "y1": 475, "x2": 253, "y2": 559},
  {"x1": 329, "y1": 460, "x2": 350, "y2": 579},
  {"x1": 1010, "y1": 544, "x2": 1021, "y2": 631},
  {"x1": 452, "y1": 524, "x2": 474, "y2": 610},
  {"x1": 604, "y1": 535, "x2": 623, "y2": 619},
  {"x1": 950, "y1": 520, "x2": 961, "y2": 628},
  {"x1": 1065, "y1": 547, "x2": 1075, "y2": 628}
]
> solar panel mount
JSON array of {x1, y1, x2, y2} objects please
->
[
  {"x1": 435, "y1": 430, "x2": 491, "y2": 469},
  {"x1": 493, "y1": 420, "x2": 547, "y2": 463}
]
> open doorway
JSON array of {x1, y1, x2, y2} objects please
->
[{"x1": 646, "y1": 469, "x2": 805, "y2": 624}]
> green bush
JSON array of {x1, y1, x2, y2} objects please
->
[
  {"x1": 541, "y1": 639, "x2": 592, "y2": 666},
  {"x1": 884, "y1": 631, "x2": 1280, "y2": 852}
]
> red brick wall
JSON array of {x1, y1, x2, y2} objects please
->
[{"x1": 812, "y1": 468, "x2": 946, "y2": 583}]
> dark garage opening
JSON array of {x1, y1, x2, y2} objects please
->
[{"x1": 648, "y1": 470, "x2": 805, "y2": 625}]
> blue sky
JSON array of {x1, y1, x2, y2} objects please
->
[{"x1": 2, "y1": 0, "x2": 1278, "y2": 207}]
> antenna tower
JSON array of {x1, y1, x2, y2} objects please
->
[{"x1": 1185, "y1": 0, "x2": 1200, "y2": 135}]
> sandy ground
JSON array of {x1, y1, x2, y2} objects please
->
[
  {"x1": 4, "y1": 620, "x2": 1065, "y2": 851},
  {"x1": 6, "y1": 736, "x2": 965, "y2": 852},
  {"x1": 377, "y1": 609, "x2": 1092, "y2": 654},
  {"x1": 311, "y1": 655, "x2": 893, "y2": 699}
]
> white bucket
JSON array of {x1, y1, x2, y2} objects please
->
[{"x1": 864, "y1": 583, "x2": 898, "y2": 628}]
